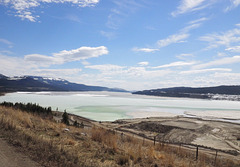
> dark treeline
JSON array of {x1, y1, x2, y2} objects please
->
[{"x1": 0, "y1": 101, "x2": 52, "y2": 116}]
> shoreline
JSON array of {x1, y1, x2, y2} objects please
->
[
  {"x1": 3, "y1": 90, "x2": 240, "y2": 101},
  {"x1": 1, "y1": 91, "x2": 240, "y2": 124}
]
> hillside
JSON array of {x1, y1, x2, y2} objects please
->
[
  {"x1": 0, "y1": 74, "x2": 127, "y2": 93},
  {"x1": 133, "y1": 86, "x2": 240, "y2": 100},
  {"x1": 0, "y1": 103, "x2": 239, "y2": 167}
]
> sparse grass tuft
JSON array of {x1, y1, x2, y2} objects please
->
[
  {"x1": 116, "y1": 154, "x2": 129, "y2": 166},
  {"x1": 91, "y1": 126, "x2": 118, "y2": 152}
]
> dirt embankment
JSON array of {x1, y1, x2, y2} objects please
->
[{"x1": 102, "y1": 116, "x2": 240, "y2": 156}]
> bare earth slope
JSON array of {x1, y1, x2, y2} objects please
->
[
  {"x1": 0, "y1": 138, "x2": 42, "y2": 167},
  {"x1": 103, "y1": 116, "x2": 240, "y2": 156}
]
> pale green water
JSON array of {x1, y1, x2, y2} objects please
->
[{"x1": 0, "y1": 91, "x2": 240, "y2": 122}]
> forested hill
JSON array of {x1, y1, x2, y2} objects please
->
[
  {"x1": 0, "y1": 74, "x2": 127, "y2": 93},
  {"x1": 133, "y1": 86, "x2": 240, "y2": 100}
]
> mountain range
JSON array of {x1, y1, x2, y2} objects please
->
[
  {"x1": 133, "y1": 86, "x2": 240, "y2": 100},
  {"x1": 1, "y1": 73, "x2": 240, "y2": 100},
  {"x1": 0, "y1": 74, "x2": 127, "y2": 93}
]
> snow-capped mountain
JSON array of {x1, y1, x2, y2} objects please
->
[{"x1": 0, "y1": 74, "x2": 128, "y2": 92}]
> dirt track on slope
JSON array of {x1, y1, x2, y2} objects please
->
[{"x1": 0, "y1": 137, "x2": 42, "y2": 167}]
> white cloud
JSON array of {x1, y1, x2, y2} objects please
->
[
  {"x1": 81, "y1": 60, "x2": 90, "y2": 65},
  {"x1": 85, "y1": 64, "x2": 125, "y2": 71},
  {"x1": 100, "y1": 31, "x2": 116, "y2": 39},
  {"x1": 171, "y1": 0, "x2": 210, "y2": 17},
  {"x1": 0, "y1": 53, "x2": 82, "y2": 81},
  {"x1": 24, "y1": 46, "x2": 109, "y2": 67},
  {"x1": 16, "y1": 11, "x2": 38, "y2": 22},
  {"x1": 145, "y1": 26, "x2": 157, "y2": 31},
  {"x1": 188, "y1": 17, "x2": 209, "y2": 24},
  {"x1": 106, "y1": 0, "x2": 148, "y2": 29},
  {"x1": 0, "y1": 50, "x2": 13, "y2": 55},
  {"x1": 176, "y1": 53, "x2": 194, "y2": 60},
  {"x1": 225, "y1": 0, "x2": 240, "y2": 12},
  {"x1": 152, "y1": 61, "x2": 196, "y2": 69},
  {"x1": 81, "y1": 64, "x2": 240, "y2": 90},
  {"x1": 217, "y1": 52, "x2": 227, "y2": 57},
  {"x1": 32, "y1": 68, "x2": 82, "y2": 77},
  {"x1": 132, "y1": 47, "x2": 159, "y2": 53},
  {"x1": 214, "y1": 72, "x2": 240, "y2": 81},
  {"x1": 180, "y1": 17, "x2": 209, "y2": 33},
  {"x1": 135, "y1": 18, "x2": 204, "y2": 51},
  {"x1": 199, "y1": 28, "x2": 240, "y2": 49},
  {"x1": 138, "y1": 62, "x2": 149, "y2": 66},
  {"x1": 0, "y1": 54, "x2": 37, "y2": 76},
  {"x1": 126, "y1": 67, "x2": 172, "y2": 78},
  {"x1": 64, "y1": 14, "x2": 82, "y2": 23},
  {"x1": 0, "y1": 46, "x2": 108, "y2": 77},
  {"x1": 4, "y1": 51, "x2": 240, "y2": 90},
  {"x1": 1, "y1": 0, "x2": 99, "y2": 22},
  {"x1": 85, "y1": 64, "x2": 173, "y2": 81},
  {"x1": 181, "y1": 23, "x2": 201, "y2": 33},
  {"x1": 236, "y1": 23, "x2": 240, "y2": 27},
  {"x1": 225, "y1": 46, "x2": 240, "y2": 52},
  {"x1": 53, "y1": 46, "x2": 108, "y2": 62},
  {"x1": 193, "y1": 55, "x2": 240, "y2": 69},
  {"x1": 180, "y1": 68, "x2": 232, "y2": 74},
  {"x1": 157, "y1": 33, "x2": 189, "y2": 48},
  {"x1": 24, "y1": 54, "x2": 62, "y2": 67},
  {"x1": 0, "y1": 38, "x2": 13, "y2": 48},
  {"x1": 207, "y1": 72, "x2": 240, "y2": 86}
]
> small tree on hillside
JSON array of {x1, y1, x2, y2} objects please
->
[
  {"x1": 73, "y1": 120, "x2": 79, "y2": 127},
  {"x1": 62, "y1": 110, "x2": 69, "y2": 125}
]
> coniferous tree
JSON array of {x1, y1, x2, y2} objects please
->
[{"x1": 62, "y1": 111, "x2": 69, "y2": 125}]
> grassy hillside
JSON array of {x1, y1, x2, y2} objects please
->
[{"x1": 0, "y1": 105, "x2": 239, "y2": 167}]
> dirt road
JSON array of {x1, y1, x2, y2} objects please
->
[{"x1": 0, "y1": 138, "x2": 42, "y2": 167}]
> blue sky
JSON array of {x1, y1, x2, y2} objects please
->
[{"x1": 0, "y1": 0, "x2": 240, "y2": 90}]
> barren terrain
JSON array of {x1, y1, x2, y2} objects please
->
[{"x1": 102, "y1": 116, "x2": 240, "y2": 158}]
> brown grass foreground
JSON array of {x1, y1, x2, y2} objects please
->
[{"x1": 0, "y1": 106, "x2": 239, "y2": 167}]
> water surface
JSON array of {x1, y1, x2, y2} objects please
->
[{"x1": 0, "y1": 91, "x2": 240, "y2": 122}]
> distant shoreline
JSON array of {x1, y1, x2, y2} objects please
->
[
  {"x1": 2, "y1": 90, "x2": 240, "y2": 102},
  {"x1": 0, "y1": 92, "x2": 6, "y2": 96},
  {"x1": 2, "y1": 90, "x2": 240, "y2": 101},
  {"x1": 132, "y1": 92, "x2": 240, "y2": 101}
]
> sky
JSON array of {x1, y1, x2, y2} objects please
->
[{"x1": 0, "y1": 0, "x2": 240, "y2": 91}]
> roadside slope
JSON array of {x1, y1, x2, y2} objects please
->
[{"x1": 0, "y1": 137, "x2": 42, "y2": 167}]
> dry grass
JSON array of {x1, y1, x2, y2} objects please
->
[
  {"x1": 91, "y1": 126, "x2": 118, "y2": 152},
  {"x1": 0, "y1": 106, "x2": 239, "y2": 167}
]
